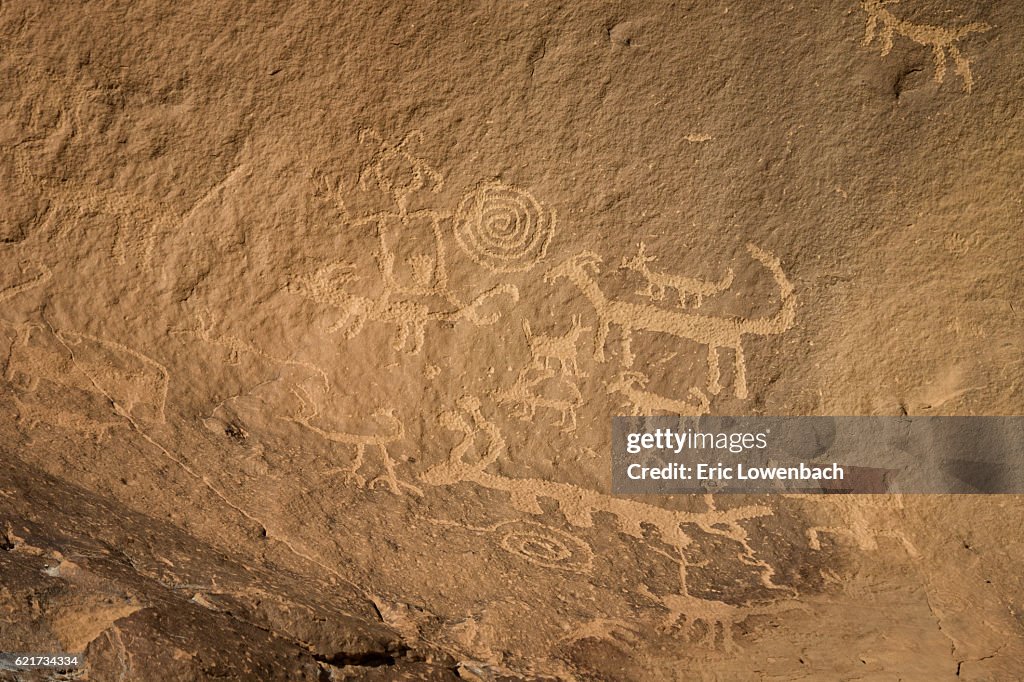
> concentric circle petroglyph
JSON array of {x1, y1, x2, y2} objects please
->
[
  {"x1": 454, "y1": 182, "x2": 555, "y2": 272},
  {"x1": 496, "y1": 520, "x2": 593, "y2": 572}
]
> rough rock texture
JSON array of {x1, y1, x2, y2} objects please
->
[{"x1": 1, "y1": 0, "x2": 1022, "y2": 679}]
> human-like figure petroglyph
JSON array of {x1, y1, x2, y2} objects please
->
[
  {"x1": 523, "y1": 315, "x2": 589, "y2": 377},
  {"x1": 494, "y1": 368, "x2": 582, "y2": 432},
  {"x1": 620, "y1": 242, "x2": 734, "y2": 308},
  {"x1": 861, "y1": 0, "x2": 992, "y2": 93},
  {"x1": 606, "y1": 371, "x2": 709, "y2": 416},
  {"x1": 282, "y1": 387, "x2": 421, "y2": 496},
  {"x1": 288, "y1": 260, "x2": 518, "y2": 354},
  {"x1": 306, "y1": 134, "x2": 523, "y2": 352},
  {"x1": 453, "y1": 181, "x2": 556, "y2": 273},
  {"x1": 0, "y1": 262, "x2": 52, "y2": 305},
  {"x1": 545, "y1": 244, "x2": 795, "y2": 399},
  {"x1": 422, "y1": 397, "x2": 800, "y2": 647},
  {"x1": 357, "y1": 129, "x2": 445, "y2": 214},
  {"x1": 5, "y1": 324, "x2": 169, "y2": 424}
]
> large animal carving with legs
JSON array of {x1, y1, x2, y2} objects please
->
[{"x1": 545, "y1": 244, "x2": 795, "y2": 399}]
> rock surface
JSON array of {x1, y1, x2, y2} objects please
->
[{"x1": 0, "y1": 0, "x2": 1022, "y2": 679}]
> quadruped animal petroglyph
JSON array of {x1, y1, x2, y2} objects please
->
[
  {"x1": 620, "y1": 242, "x2": 734, "y2": 308},
  {"x1": 860, "y1": 0, "x2": 992, "y2": 93},
  {"x1": 523, "y1": 315, "x2": 589, "y2": 377},
  {"x1": 545, "y1": 244, "x2": 796, "y2": 399},
  {"x1": 5, "y1": 323, "x2": 170, "y2": 425},
  {"x1": 422, "y1": 397, "x2": 801, "y2": 645}
]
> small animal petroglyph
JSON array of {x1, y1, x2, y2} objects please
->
[
  {"x1": 282, "y1": 387, "x2": 420, "y2": 496},
  {"x1": 606, "y1": 371, "x2": 709, "y2": 416},
  {"x1": 802, "y1": 495, "x2": 918, "y2": 557},
  {"x1": 620, "y1": 242, "x2": 734, "y2": 308},
  {"x1": 453, "y1": 182, "x2": 556, "y2": 273},
  {"x1": 0, "y1": 262, "x2": 52, "y2": 305},
  {"x1": 861, "y1": 0, "x2": 992, "y2": 93},
  {"x1": 494, "y1": 368, "x2": 582, "y2": 432},
  {"x1": 523, "y1": 315, "x2": 589, "y2": 376},
  {"x1": 5, "y1": 324, "x2": 169, "y2": 424},
  {"x1": 545, "y1": 244, "x2": 795, "y2": 399}
]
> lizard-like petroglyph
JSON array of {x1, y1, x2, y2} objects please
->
[
  {"x1": 606, "y1": 370, "x2": 709, "y2": 416},
  {"x1": 861, "y1": 0, "x2": 992, "y2": 93},
  {"x1": 422, "y1": 397, "x2": 800, "y2": 644},
  {"x1": 620, "y1": 242, "x2": 734, "y2": 308},
  {"x1": 288, "y1": 260, "x2": 518, "y2": 354},
  {"x1": 494, "y1": 367, "x2": 582, "y2": 432},
  {"x1": 545, "y1": 244, "x2": 795, "y2": 399},
  {"x1": 523, "y1": 315, "x2": 589, "y2": 377},
  {"x1": 453, "y1": 181, "x2": 556, "y2": 273},
  {"x1": 282, "y1": 386, "x2": 420, "y2": 496}
]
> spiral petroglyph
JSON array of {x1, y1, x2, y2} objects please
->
[
  {"x1": 496, "y1": 520, "x2": 594, "y2": 572},
  {"x1": 453, "y1": 182, "x2": 555, "y2": 272}
]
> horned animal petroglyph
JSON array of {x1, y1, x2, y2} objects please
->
[
  {"x1": 620, "y1": 242, "x2": 734, "y2": 308},
  {"x1": 861, "y1": 0, "x2": 992, "y2": 92},
  {"x1": 523, "y1": 315, "x2": 589, "y2": 376},
  {"x1": 282, "y1": 387, "x2": 420, "y2": 496},
  {"x1": 606, "y1": 371, "x2": 709, "y2": 416},
  {"x1": 545, "y1": 244, "x2": 795, "y2": 399}
]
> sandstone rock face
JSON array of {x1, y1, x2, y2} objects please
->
[{"x1": 1, "y1": 1, "x2": 1022, "y2": 679}]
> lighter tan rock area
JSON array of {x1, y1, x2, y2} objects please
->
[{"x1": 1, "y1": 1, "x2": 1022, "y2": 680}]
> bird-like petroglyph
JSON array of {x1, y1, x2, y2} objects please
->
[
  {"x1": 453, "y1": 181, "x2": 556, "y2": 273},
  {"x1": 860, "y1": 0, "x2": 992, "y2": 92},
  {"x1": 523, "y1": 315, "x2": 589, "y2": 377},
  {"x1": 494, "y1": 367, "x2": 583, "y2": 432},
  {"x1": 802, "y1": 495, "x2": 918, "y2": 557},
  {"x1": 545, "y1": 244, "x2": 795, "y2": 399},
  {"x1": 620, "y1": 242, "x2": 734, "y2": 308},
  {"x1": 282, "y1": 386, "x2": 420, "y2": 496},
  {"x1": 606, "y1": 370, "x2": 709, "y2": 416}
]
